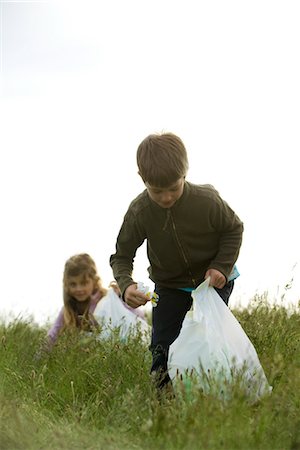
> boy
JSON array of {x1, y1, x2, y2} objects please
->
[{"x1": 110, "y1": 132, "x2": 243, "y2": 388}]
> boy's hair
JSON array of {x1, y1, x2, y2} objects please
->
[
  {"x1": 136, "y1": 132, "x2": 189, "y2": 187},
  {"x1": 62, "y1": 253, "x2": 107, "y2": 329}
]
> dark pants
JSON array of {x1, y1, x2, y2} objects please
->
[{"x1": 150, "y1": 281, "x2": 234, "y2": 388}]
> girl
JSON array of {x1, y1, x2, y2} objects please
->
[{"x1": 47, "y1": 253, "x2": 148, "y2": 347}]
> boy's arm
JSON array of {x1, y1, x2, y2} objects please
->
[
  {"x1": 208, "y1": 196, "x2": 244, "y2": 280},
  {"x1": 110, "y1": 212, "x2": 146, "y2": 298}
]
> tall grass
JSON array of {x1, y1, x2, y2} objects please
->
[{"x1": 0, "y1": 295, "x2": 299, "y2": 450}]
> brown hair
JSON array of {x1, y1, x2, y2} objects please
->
[
  {"x1": 136, "y1": 132, "x2": 189, "y2": 187},
  {"x1": 62, "y1": 253, "x2": 107, "y2": 330}
]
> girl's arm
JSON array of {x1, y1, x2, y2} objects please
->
[
  {"x1": 46, "y1": 307, "x2": 64, "y2": 347},
  {"x1": 35, "y1": 308, "x2": 64, "y2": 359},
  {"x1": 109, "y1": 280, "x2": 122, "y2": 297}
]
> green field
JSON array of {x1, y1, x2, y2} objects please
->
[{"x1": 1, "y1": 296, "x2": 299, "y2": 450}]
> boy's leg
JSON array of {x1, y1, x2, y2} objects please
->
[
  {"x1": 214, "y1": 280, "x2": 234, "y2": 305},
  {"x1": 150, "y1": 286, "x2": 192, "y2": 389}
]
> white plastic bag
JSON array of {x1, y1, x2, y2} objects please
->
[
  {"x1": 168, "y1": 278, "x2": 272, "y2": 398},
  {"x1": 93, "y1": 288, "x2": 151, "y2": 342},
  {"x1": 137, "y1": 281, "x2": 159, "y2": 307}
]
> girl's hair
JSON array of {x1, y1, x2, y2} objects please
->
[
  {"x1": 62, "y1": 253, "x2": 107, "y2": 330},
  {"x1": 136, "y1": 132, "x2": 189, "y2": 187}
]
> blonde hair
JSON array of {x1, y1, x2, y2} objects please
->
[
  {"x1": 136, "y1": 132, "x2": 189, "y2": 187},
  {"x1": 62, "y1": 253, "x2": 107, "y2": 330}
]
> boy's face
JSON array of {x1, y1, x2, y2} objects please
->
[
  {"x1": 145, "y1": 177, "x2": 185, "y2": 209},
  {"x1": 67, "y1": 275, "x2": 95, "y2": 302}
]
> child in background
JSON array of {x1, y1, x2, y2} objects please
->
[
  {"x1": 47, "y1": 253, "x2": 146, "y2": 348},
  {"x1": 110, "y1": 132, "x2": 244, "y2": 389}
]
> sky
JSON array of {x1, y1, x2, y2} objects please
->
[{"x1": 0, "y1": 0, "x2": 299, "y2": 325}]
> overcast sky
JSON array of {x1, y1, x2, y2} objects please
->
[{"x1": 0, "y1": 0, "x2": 299, "y2": 324}]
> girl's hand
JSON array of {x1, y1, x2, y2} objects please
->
[
  {"x1": 109, "y1": 281, "x2": 122, "y2": 297},
  {"x1": 124, "y1": 283, "x2": 150, "y2": 308},
  {"x1": 205, "y1": 269, "x2": 226, "y2": 289}
]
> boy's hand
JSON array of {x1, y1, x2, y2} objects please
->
[
  {"x1": 124, "y1": 284, "x2": 150, "y2": 308},
  {"x1": 205, "y1": 269, "x2": 226, "y2": 289}
]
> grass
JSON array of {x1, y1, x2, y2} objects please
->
[{"x1": 0, "y1": 295, "x2": 299, "y2": 450}]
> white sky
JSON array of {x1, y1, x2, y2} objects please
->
[{"x1": 0, "y1": 0, "x2": 299, "y2": 324}]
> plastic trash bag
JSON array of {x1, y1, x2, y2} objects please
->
[
  {"x1": 137, "y1": 281, "x2": 159, "y2": 307},
  {"x1": 168, "y1": 278, "x2": 272, "y2": 399},
  {"x1": 93, "y1": 288, "x2": 151, "y2": 342}
]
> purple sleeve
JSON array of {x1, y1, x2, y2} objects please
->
[{"x1": 47, "y1": 308, "x2": 64, "y2": 344}]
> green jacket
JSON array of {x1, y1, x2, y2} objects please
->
[{"x1": 110, "y1": 182, "x2": 244, "y2": 296}]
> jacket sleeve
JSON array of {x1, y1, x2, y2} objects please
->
[
  {"x1": 110, "y1": 209, "x2": 146, "y2": 297},
  {"x1": 208, "y1": 194, "x2": 244, "y2": 279},
  {"x1": 47, "y1": 307, "x2": 64, "y2": 346}
]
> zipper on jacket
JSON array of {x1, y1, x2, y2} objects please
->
[
  {"x1": 162, "y1": 209, "x2": 171, "y2": 231},
  {"x1": 169, "y1": 211, "x2": 197, "y2": 287}
]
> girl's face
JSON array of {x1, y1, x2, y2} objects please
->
[{"x1": 67, "y1": 274, "x2": 95, "y2": 302}]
